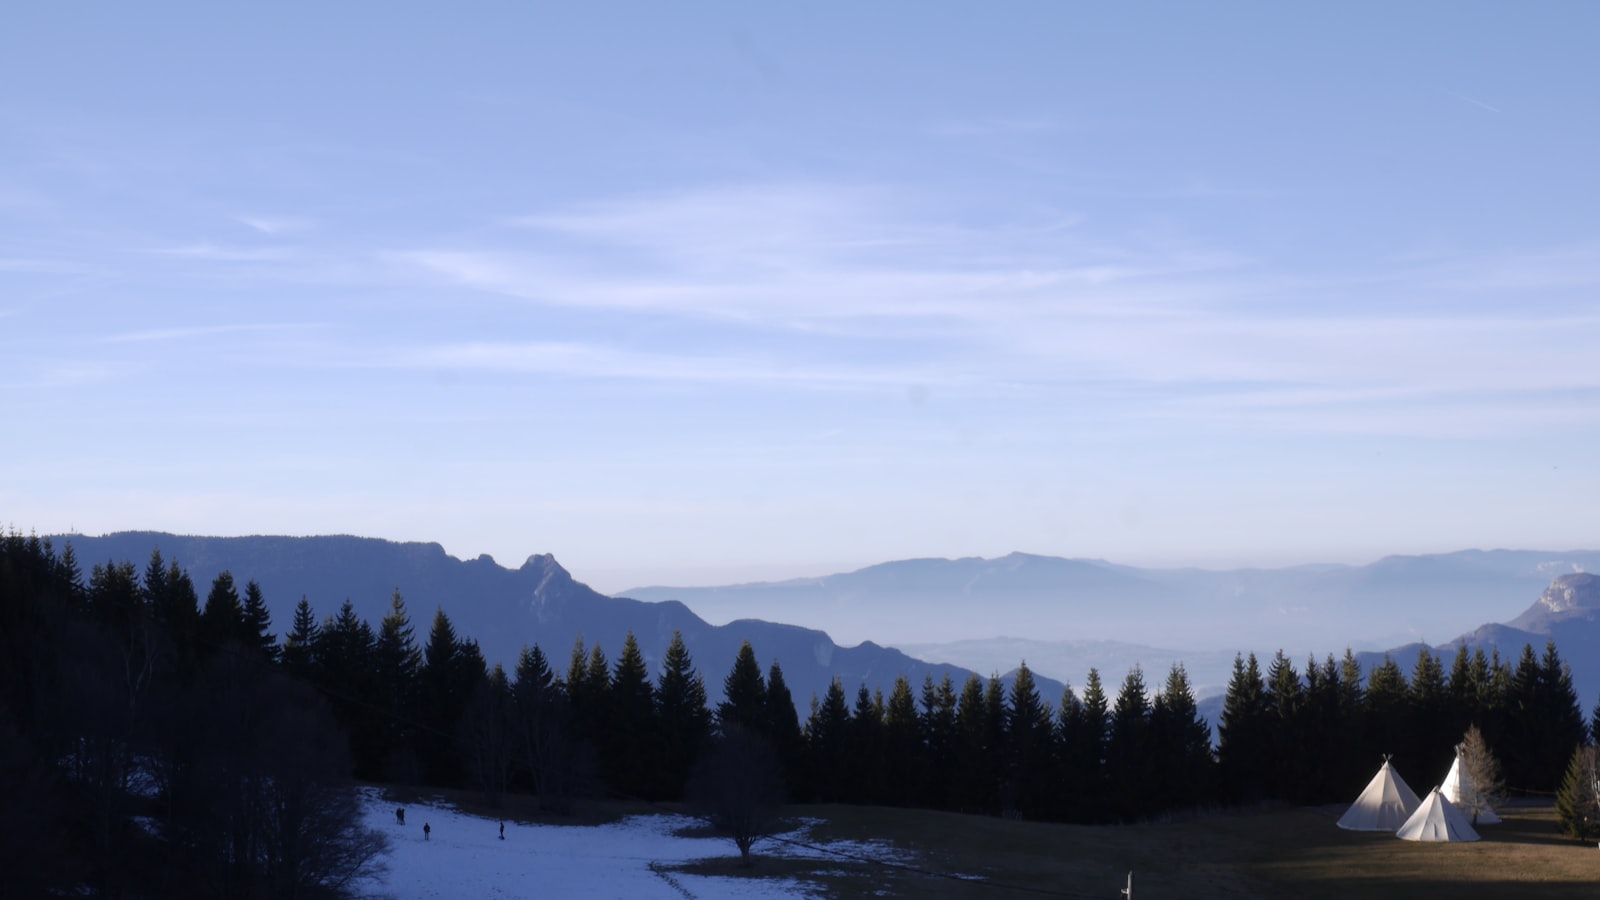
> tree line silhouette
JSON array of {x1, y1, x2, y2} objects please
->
[{"x1": 5, "y1": 531, "x2": 1600, "y2": 893}]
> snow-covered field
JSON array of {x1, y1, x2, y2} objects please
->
[{"x1": 353, "y1": 789, "x2": 916, "y2": 899}]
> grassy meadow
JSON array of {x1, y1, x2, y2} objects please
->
[{"x1": 677, "y1": 800, "x2": 1600, "y2": 899}]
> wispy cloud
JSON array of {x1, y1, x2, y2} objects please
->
[
  {"x1": 141, "y1": 243, "x2": 295, "y2": 262},
  {"x1": 353, "y1": 339, "x2": 963, "y2": 390},
  {"x1": 96, "y1": 323, "x2": 327, "y2": 344},
  {"x1": 403, "y1": 184, "x2": 1237, "y2": 328},
  {"x1": 381, "y1": 183, "x2": 1600, "y2": 436},
  {"x1": 235, "y1": 215, "x2": 315, "y2": 235}
]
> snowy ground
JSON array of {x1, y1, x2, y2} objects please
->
[{"x1": 353, "y1": 790, "x2": 920, "y2": 899}]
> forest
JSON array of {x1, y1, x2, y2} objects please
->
[{"x1": 3, "y1": 530, "x2": 1598, "y2": 897}]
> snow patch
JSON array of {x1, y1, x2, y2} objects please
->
[{"x1": 354, "y1": 789, "x2": 821, "y2": 899}]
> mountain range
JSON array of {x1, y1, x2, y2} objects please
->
[
  {"x1": 51, "y1": 532, "x2": 1062, "y2": 715},
  {"x1": 51, "y1": 533, "x2": 1600, "y2": 726},
  {"x1": 621, "y1": 549, "x2": 1600, "y2": 652}
]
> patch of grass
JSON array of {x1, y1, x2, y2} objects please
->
[{"x1": 666, "y1": 801, "x2": 1600, "y2": 899}]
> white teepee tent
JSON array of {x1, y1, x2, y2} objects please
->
[
  {"x1": 1337, "y1": 759, "x2": 1422, "y2": 831},
  {"x1": 1396, "y1": 787, "x2": 1481, "y2": 842},
  {"x1": 1440, "y1": 749, "x2": 1502, "y2": 824}
]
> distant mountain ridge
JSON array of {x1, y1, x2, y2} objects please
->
[
  {"x1": 50, "y1": 532, "x2": 1062, "y2": 716},
  {"x1": 623, "y1": 549, "x2": 1600, "y2": 652}
]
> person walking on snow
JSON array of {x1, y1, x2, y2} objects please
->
[{"x1": 423, "y1": 822, "x2": 431, "y2": 841}]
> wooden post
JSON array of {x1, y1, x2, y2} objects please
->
[{"x1": 1120, "y1": 870, "x2": 1133, "y2": 898}]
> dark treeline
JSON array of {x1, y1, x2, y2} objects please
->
[
  {"x1": 6, "y1": 533, "x2": 1600, "y2": 894},
  {"x1": 0, "y1": 534, "x2": 386, "y2": 898}
]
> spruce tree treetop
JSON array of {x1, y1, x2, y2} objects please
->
[
  {"x1": 717, "y1": 641, "x2": 768, "y2": 736},
  {"x1": 282, "y1": 596, "x2": 320, "y2": 677},
  {"x1": 565, "y1": 636, "x2": 587, "y2": 692},
  {"x1": 1007, "y1": 662, "x2": 1050, "y2": 740},
  {"x1": 424, "y1": 607, "x2": 460, "y2": 670},
  {"x1": 657, "y1": 632, "x2": 708, "y2": 720},
  {"x1": 766, "y1": 661, "x2": 802, "y2": 742},
  {"x1": 514, "y1": 644, "x2": 554, "y2": 697},
  {"x1": 585, "y1": 645, "x2": 612, "y2": 700},
  {"x1": 657, "y1": 631, "x2": 711, "y2": 734},
  {"x1": 612, "y1": 632, "x2": 655, "y2": 716},
  {"x1": 201, "y1": 570, "x2": 245, "y2": 645},
  {"x1": 1265, "y1": 650, "x2": 1303, "y2": 718},
  {"x1": 241, "y1": 580, "x2": 278, "y2": 662},
  {"x1": 807, "y1": 677, "x2": 850, "y2": 746}
]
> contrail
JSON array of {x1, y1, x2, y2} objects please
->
[{"x1": 1447, "y1": 91, "x2": 1502, "y2": 114}]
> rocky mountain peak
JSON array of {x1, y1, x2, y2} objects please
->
[{"x1": 1537, "y1": 572, "x2": 1600, "y2": 614}]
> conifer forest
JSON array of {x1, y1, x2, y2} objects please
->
[{"x1": 3, "y1": 532, "x2": 1597, "y2": 897}]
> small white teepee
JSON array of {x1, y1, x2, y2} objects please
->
[
  {"x1": 1337, "y1": 759, "x2": 1422, "y2": 831},
  {"x1": 1396, "y1": 788, "x2": 1480, "y2": 842},
  {"x1": 1440, "y1": 748, "x2": 1502, "y2": 825}
]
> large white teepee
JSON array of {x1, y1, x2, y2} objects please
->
[
  {"x1": 1337, "y1": 759, "x2": 1422, "y2": 831},
  {"x1": 1396, "y1": 788, "x2": 1480, "y2": 842},
  {"x1": 1441, "y1": 750, "x2": 1502, "y2": 824}
]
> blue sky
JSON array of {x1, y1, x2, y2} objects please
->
[{"x1": 3, "y1": 2, "x2": 1597, "y2": 594}]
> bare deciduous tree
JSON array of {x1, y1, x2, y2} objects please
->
[{"x1": 687, "y1": 726, "x2": 785, "y2": 867}]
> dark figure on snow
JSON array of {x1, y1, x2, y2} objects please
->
[
  {"x1": 396, "y1": 807, "x2": 406, "y2": 826},
  {"x1": 423, "y1": 822, "x2": 431, "y2": 841},
  {"x1": 499, "y1": 820, "x2": 505, "y2": 841}
]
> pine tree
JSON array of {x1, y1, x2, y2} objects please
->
[
  {"x1": 952, "y1": 674, "x2": 990, "y2": 812},
  {"x1": 240, "y1": 580, "x2": 278, "y2": 663},
  {"x1": 655, "y1": 632, "x2": 711, "y2": 798},
  {"x1": 512, "y1": 644, "x2": 579, "y2": 810},
  {"x1": 281, "y1": 597, "x2": 320, "y2": 680},
  {"x1": 1447, "y1": 645, "x2": 1474, "y2": 737},
  {"x1": 1218, "y1": 653, "x2": 1268, "y2": 803},
  {"x1": 1298, "y1": 655, "x2": 1342, "y2": 802},
  {"x1": 765, "y1": 661, "x2": 804, "y2": 799},
  {"x1": 1408, "y1": 647, "x2": 1451, "y2": 781},
  {"x1": 1364, "y1": 655, "x2": 1409, "y2": 770},
  {"x1": 462, "y1": 663, "x2": 516, "y2": 806},
  {"x1": 882, "y1": 676, "x2": 924, "y2": 807},
  {"x1": 1336, "y1": 649, "x2": 1367, "y2": 794},
  {"x1": 1263, "y1": 651, "x2": 1304, "y2": 801},
  {"x1": 1502, "y1": 644, "x2": 1542, "y2": 789},
  {"x1": 372, "y1": 590, "x2": 422, "y2": 777},
  {"x1": 145, "y1": 554, "x2": 201, "y2": 677},
  {"x1": 200, "y1": 571, "x2": 244, "y2": 654},
  {"x1": 919, "y1": 674, "x2": 958, "y2": 810},
  {"x1": 1004, "y1": 663, "x2": 1054, "y2": 819},
  {"x1": 1077, "y1": 668, "x2": 1111, "y2": 815},
  {"x1": 804, "y1": 678, "x2": 852, "y2": 803},
  {"x1": 717, "y1": 641, "x2": 767, "y2": 736},
  {"x1": 1554, "y1": 744, "x2": 1600, "y2": 841},
  {"x1": 1056, "y1": 684, "x2": 1092, "y2": 822},
  {"x1": 1534, "y1": 642, "x2": 1587, "y2": 793},
  {"x1": 1150, "y1": 663, "x2": 1214, "y2": 812},
  {"x1": 1106, "y1": 666, "x2": 1153, "y2": 821},
  {"x1": 418, "y1": 608, "x2": 473, "y2": 785},
  {"x1": 848, "y1": 683, "x2": 886, "y2": 805},
  {"x1": 605, "y1": 632, "x2": 657, "y2": 798},
  {"x1": 308, "y1": 599, "x2": 382, "y2": 776}
]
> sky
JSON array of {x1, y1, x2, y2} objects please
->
[{"x1": 3, "y1": 2, "x2": 1598, "y2": 595}]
